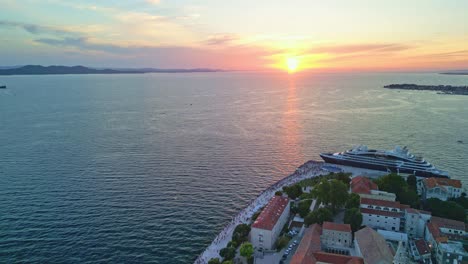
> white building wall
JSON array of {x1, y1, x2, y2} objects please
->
[
  {"x1": 405, "y1": 212, "x2": 430, "y2": 238},
  {"x1": 423, "y1": 186, "x2": 462, "y2": 201},
  {"x1": 250, "y1": 202, "x2": 290, "y2": 250},
  {"x1": 251, "y1": 227, "x2": 273, "y2": 250},
  {"x1": 321, "y1": 230, "x2": 352, "y2": 248},
  {"x1": 439, "y1": 227, "x2": 466, "y2": 237},
  {"x1": 362, "y1": 213, "x2": 400, "y2": 231},
  {"x1": 416, "y1": 214, "x2": 431, "y2": 238},
  {"x1": 405, "y1": 212, "x2": 418, "y2": 237}
]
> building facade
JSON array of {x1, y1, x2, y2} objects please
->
[
  {"x1": 359, "y1": 197, "x2": 404, "y2": 232},
  {"x1": 321, "y1": 222, "x2": 353, "y2": 248},
  {"x1": 290, "y1": 224, "x2": 363, "y2": 264},
  {"x1": 425, "y1": 216, "x2": 468, "y2": 263},
  {"x1": 250, "y1": 196, "x2": 290, "y2": 250},
  {"x1": 421, "y1": 177, "x2": 463, "y2": 201},
  {"x1": 404, "y1": 208, "x2": 431, "y2": 238}
]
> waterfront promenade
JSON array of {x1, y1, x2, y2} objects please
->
[{"x1": 194, "y1": 160, "x2": 327, "y2": 264}]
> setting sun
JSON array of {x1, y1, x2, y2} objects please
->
[{"x1": 286, "y1": 57, "x2": 299, "y2": 73}]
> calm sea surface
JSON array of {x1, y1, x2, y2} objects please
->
[{"x1": 1, "y1": 72, "x2": 467, "y2": 263}]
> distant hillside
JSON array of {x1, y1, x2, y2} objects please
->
[
  {"x1": 440, "y1": 70, "x2": 468, "y2": 75},
  {"x1": 0, "y1": 65, "x2": 222, "y2": 75}
]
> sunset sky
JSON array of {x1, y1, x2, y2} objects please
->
[{"x1": 1, "y1": 0, "x2": 468, "y2": 71}]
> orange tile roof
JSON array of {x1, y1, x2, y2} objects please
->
[
  {"x1": 427, "y1": 222, "x2": 442, "y2": 240},
  {"x1": 290, "y1": 224, "x2": 364, "y2": 264},
  {"x1": 426, "y1": 216, "x2": 466, "y2": 243},
  {"x1": 431, "y1": 216, "x2": 466, "y2": 231},
  {"x1": 290, "y1": 224, "x2": 322, "y2": 264},
  {"x1": 360, "y1": 197, "x2": 402, "y2": 209},
  {"x1": 415, "y1": 239, "x2": 430, "y2": 256},
  {"x1": 323, "y1": 222, "x2": 352, "y2": 233},
  {"x1": 360, "y1": 208, "x2": 403, "y2": 218},
  {"x1": 313, "y1": 252, "x2": 364, "y2": 264},
  {"x1": 252, "y1": 196, "x2": 289, "y2": 230},
  {"x1": 351, "y1": 176, "x2": 379, "y2": 194},
  {"x1": 423, "y1": 177, "x2": 462, "y2": 189}
]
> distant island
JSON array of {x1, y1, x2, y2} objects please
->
[
  {"x1": 441, "y1": 73, "x2": 468, "y2": 75},
  {"x1": 384, "y1": 83, "x2": 468, "y2": 95},
  {"x1": 0, "y1": 65, "x2": 222, "y2": 76},
  {"x1": 440, "y1": 70, "x2": 468, "y2": 75}
]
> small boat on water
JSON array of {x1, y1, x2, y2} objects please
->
[{"x1": 0, "y1": 85, "x2": 6, "y2": 89}]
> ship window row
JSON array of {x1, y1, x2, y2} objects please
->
[
  {"x1": 343, "y1": 153, "x2": 429, "y2": 164},
  {"x1": 366, "y1": 205, "x2": 398, "y2": 212},
  {"x1": 340, "y1": 155, "x2": 432, "y2": 169}
]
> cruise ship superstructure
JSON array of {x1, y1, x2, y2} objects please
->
[{"x1": 320, "y1": 145, "x2": 449, "y2": 178}]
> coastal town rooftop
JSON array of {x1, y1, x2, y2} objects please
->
[
  {"x1": 415, "y1": 239, "x2": 430, "y2": 256},
  {"x1": 323, "y1": 221, "x2": 352, "y2": 233},
  {"x1": 290, "y1": 224, "x2": 322, "y2": 264},
  {"x1": 405, "y1": 208, "x2": 431, "y2": 215},
  {"x1": 351, "y1": 176, "x2": 378, "y2": 194},
  {"x1": 360, "y1": 207, "x2": 404, "y2": 218},
  {"x1": 252, "y1": 196, "x2": 289, "y2": 230},
  {"x1": 423, "y1": 177, "x2": 462, "y2": 189},
  {"x1": 290, "y1": 224, "x2": 363, "y2": 264},
  {"x1": 431, "y1": 216, "x2": 466, "y2": 231},
  {"x1": 426, "y1": 216, "x2": 467, "y2": 243},
  {"x1": 313, "y1": 252, "x2": 363, "y2": 264},
  {"x1": 360, "y1": 197, "x2": 406, "y2": 210}
]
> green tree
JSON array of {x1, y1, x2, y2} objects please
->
[
  {"x1": 219, "y1": 247, "x2": 236, "y2": 260},
  {"x1": 240, "y1": 242, "x2": 254, "y2": 259},
  {"x1": 275, "y1": 191, "x2": 283, "y2": 196},
  {"x1": 334, "y1": 172, "x2": 352, "y2": 187},
  {"x1": 451, "y1": 196, "x2": 468, "y2": 209},
  {"x1": 222, "y1": 261, "x2": 234, "y2": 264},
  {"x1": 375, "y1": 173, "x2": 420, "y2": 208},
  {"x1": 208, "y1": 258, "x2": 221, "y2": 264},
  {"x1": 311, "y1": 179, "x2": 331, "y2": 205},
  {"x1": 328, "y1": 180, "x2": 349, "y2": 212},
  {"x1": 290, "y1": 203, "x2": 298, "y2": 215},
  {"x1": 398, "y1": 189, "x2": 420, "y2": 208},
  {"x1": 375, "y1": 173, "x2": 408, "y2": 195},
  {"x1": 407, "y1": 175, "x2": 417, "y2": 191},
  {"x1": 283, "y1": 184, "x2": 303, "y2": 199},
  {"x1": 304, "y1": 207, "x2": 333, "y2": 226},
  {"x1": 424, "y1": 198, "x2": 465, "y2": 222},
  {"x1": 297, "y1": 200, "x2": 312, "y2": 217},
  {"x1": 227, "y1": 240, "x2": 237, "y2": 249},
  {"x1": 345, "y1": 193, "x2": 361, "y2": 209},
  {"x1": 344, "y1": 208, "x2": 363, "y2": 232},
  {"x1": 232, "y1": 224, "x2": 251, "y2": 245},
  {"x1": 276, "y1": 236, "x2": 290, "y2": 251}
]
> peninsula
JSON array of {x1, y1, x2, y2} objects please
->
[
  {"x1": 384, "y1": 83, "x2": 468, "y2": 95},
  {"x1": 0, "y1": 65, "x2": 222, "y2": 76},
  {"x1": 440, "y1": 70, "x2": 468, "y2": 75},
  {"x1": 197, "y1": 160, "x2": 468, "y2": 264}
]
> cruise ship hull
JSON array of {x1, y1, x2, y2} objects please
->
[{"x1": 320, "y1": 154, "x2": 448, "y2": 178}]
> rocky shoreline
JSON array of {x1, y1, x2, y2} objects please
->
[{"x1": 384, "y1": 83, "x2": 468, "y2": 95}]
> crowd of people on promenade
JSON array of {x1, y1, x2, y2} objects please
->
[{"x1": 194, "y1": 160, "x2": 327, "y2": 264}]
